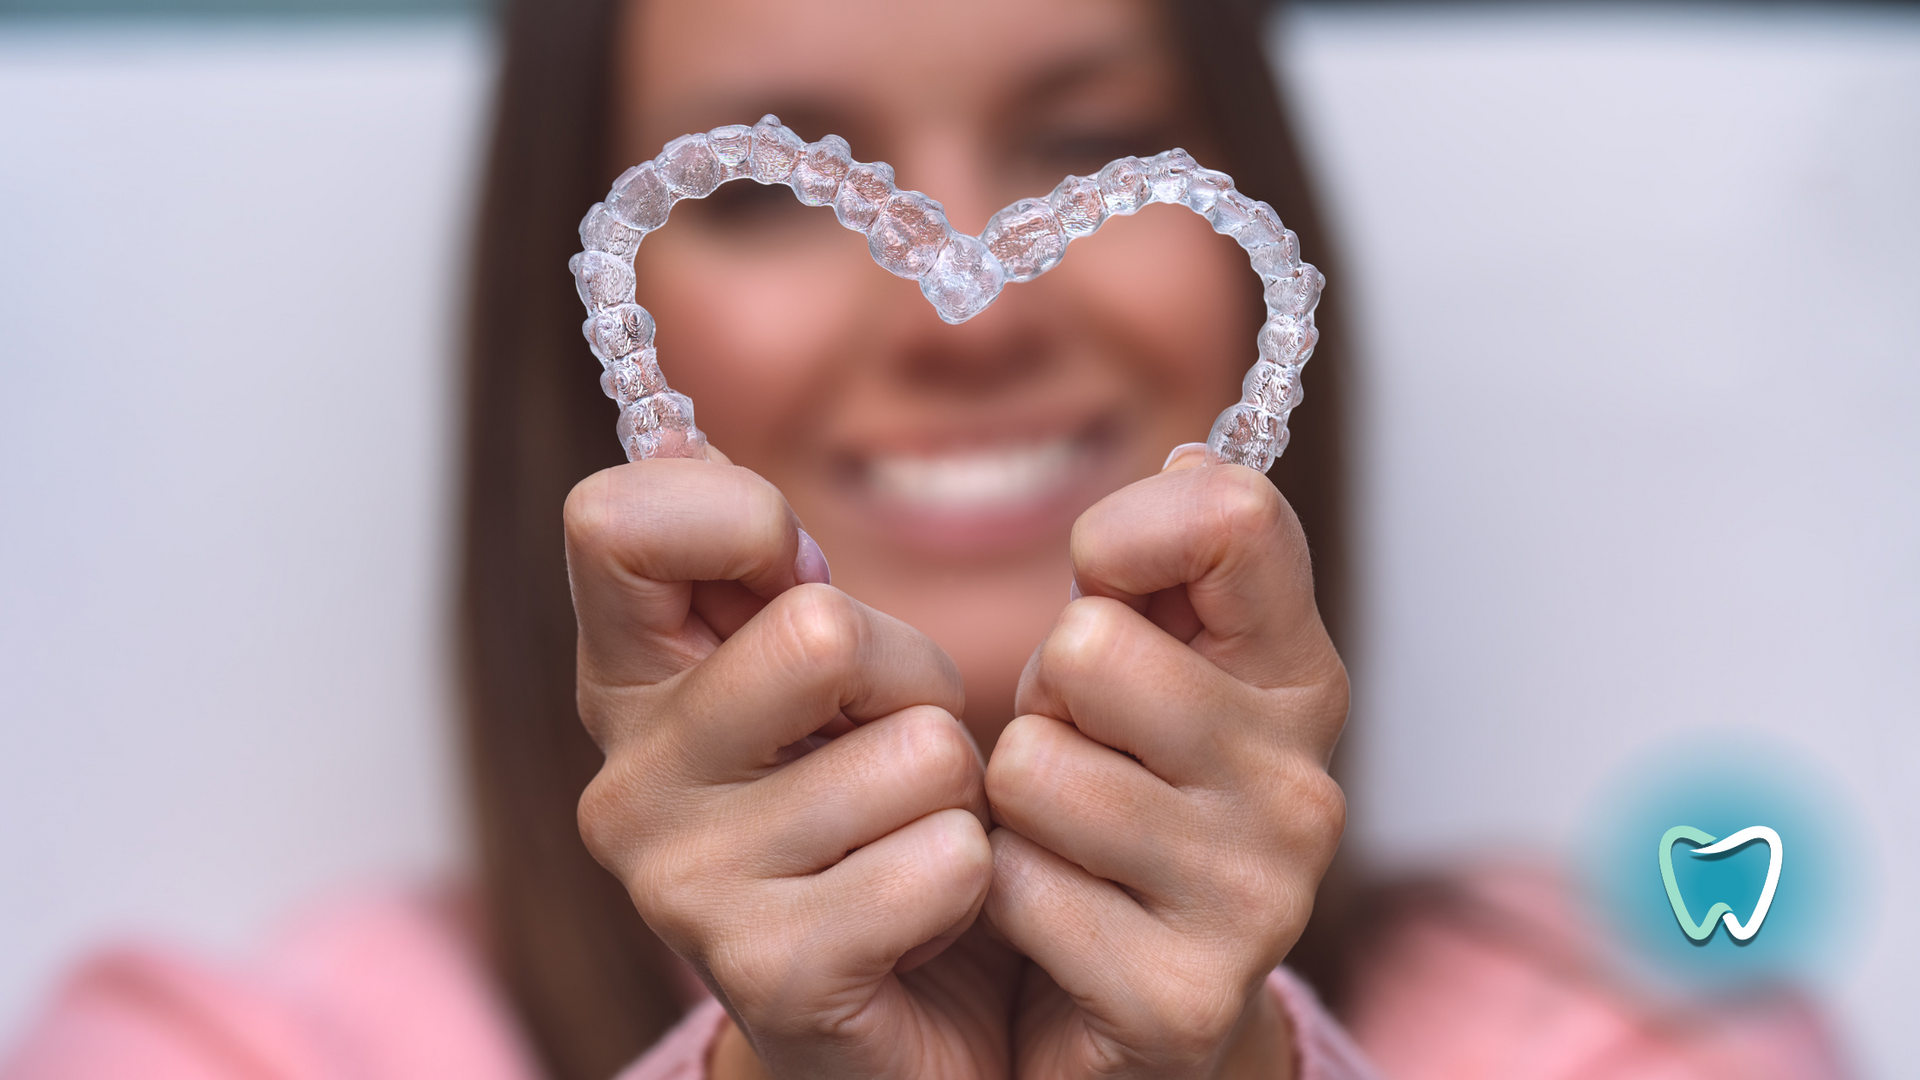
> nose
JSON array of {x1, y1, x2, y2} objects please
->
[
  {"x1": 877, "y1": 124, "x2": 1055, "y2": 398},
  {"x1": 889, "y1": 119, "x2": 998, "y2": 236},
  {"x1": 892, "y1": 294, "x2": 1052, "y2": 398}
]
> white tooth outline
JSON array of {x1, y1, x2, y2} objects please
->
[{"x1": 1659, "y1": 824, "x2": 1783, "y2": 942}]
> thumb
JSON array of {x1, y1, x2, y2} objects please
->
[
  {"x1": 1066, "y1": 451, "x2": 1333, "y2": 689},
  {"x1": 563, "y1": 454, "x2": 827, "y2": 687}
]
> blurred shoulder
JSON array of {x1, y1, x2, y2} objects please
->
[{"x1": 1, "y1": 888, "x2": 540, "y2": 1080}]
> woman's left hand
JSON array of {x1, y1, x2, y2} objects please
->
[{"x1": 982, "y1": 453, "x2": 1350, "y2": 1080}]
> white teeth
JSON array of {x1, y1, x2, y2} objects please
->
[{"x1": 869, "y1": 439, "x2": 1077, "y2": 509}]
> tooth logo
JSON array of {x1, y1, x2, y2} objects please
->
[{"x1": 1659, "y1": 825, "x2": 1783, "y2": 942}]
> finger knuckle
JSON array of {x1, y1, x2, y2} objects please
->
[
  {"x1": 988, "y1": 714, "x2": 1080, "y2": 809},
  {"x1": 1292, "y1": 766, "x2": 1348, "y2": 860},
  {"x1": 1066, "y1": 513, "x2": 1119, "y2": 584},
  {"x1": 984, "y1": 713, "x2": 1047, "y2": 794},
  {"x1": 1241, "y1": 757, "x2": 1346, "y2": 898},
  {"x1": 1039, "y1": 601, "x2": 1126, "y2": 685},
  {"x1": 627, "y1": 832, "x2": 742, "y2": 948},
  {"x1": 1313, "y1": 662, "x2": 1353, "y2": 727},
  {"x1": 561, "y1": 470, "x2": 621, "y2": 554},
  {"x1": 770, "y1": 583, "x2": 863, "y2": 674},
  {"x1": 898, "y1": 811, "x2": 994, "y2": 908},
  {"x1": 577, "y1": 749, "x2": 717, "y2": 917},
  {"x1": 1140, "y1": 973, "x2": 1244, "y2": 1064},
  {"x1": 576, "y1": 756, "x2": 646, "y2": 874},
  {"x1": 1196, "y1": 763, "x2": 1347, "y2": 934},
  {"x1": 893, "y1": 708, "x2": 979, "y2": 799},
  {"x1": 1202, "y1": 465, "x2": 1288, "y2": 547},
  {"x1": 1205, "y1": 844, "x2": 1283, "y2": 925},
  {"x1": 1262, "y1": 752, "x2": 1343, "y2": 837},
  {"x1": 929, "y1": 806, "x2": 994, "y2": 870}
]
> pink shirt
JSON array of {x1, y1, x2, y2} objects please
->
[
  {"x1": 1, "y1": 871, "x2": 1841, "y2": 1080},
  {"x1": 620, "y1": 971, "x2": 1377, "y2": 1080}
]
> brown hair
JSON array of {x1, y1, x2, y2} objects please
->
[{"x1": 459, "y1": 1, "x2": 1349, "y2": 1077}]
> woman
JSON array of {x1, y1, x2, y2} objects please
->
[
  {"x1": 469, "y1": 0, "x2": 1357, "y2": 1076},
  {"x1": 1, "y1": 0, "x2": 1843, "y2": 1077}
]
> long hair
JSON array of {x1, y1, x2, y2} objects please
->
[{"x1": 459, "y1": 1, "x2": 1349, "y2": 1077}]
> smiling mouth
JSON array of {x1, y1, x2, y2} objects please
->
[
  {"x1": 833, "y1": 415, "x2": 1125, "y2": 555},
  {"x1": 867, "y1": 438, "x2": 1081, "y2": 512}
]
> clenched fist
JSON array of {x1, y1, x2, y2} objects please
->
[
  {"x1": 568, "y1": 452, "x2": 1022, "y2": 1080},
  {"x1": 985, "y1": 451, "x2": 1349, "y2": 1080}
]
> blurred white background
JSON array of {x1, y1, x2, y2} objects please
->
[
  {"x1": 1281, "y1": 7, "x2": 1920, "y2": 1076},
  {"x1": 1, "y1": 3, "x2": 1914, "y2": 1076},
  {"x1": 0, "y1": 13, "x2": 486, "y2": 1047}
]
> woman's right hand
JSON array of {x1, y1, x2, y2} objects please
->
[{"x1": 566, "y1": 453, "x2": 1016, "y2": 1080}]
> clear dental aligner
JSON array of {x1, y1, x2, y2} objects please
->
[{"x1": 570, "y1": 114, "x2": 1322, "y2": 472}]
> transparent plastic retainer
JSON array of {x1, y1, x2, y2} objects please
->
[{"x1": 570, "y1": 114, "x2": 1322, "y2": 473}]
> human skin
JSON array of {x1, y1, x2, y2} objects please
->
[{"x1": 568, "y1": 0, "x2": 1350, "y2": 1077}]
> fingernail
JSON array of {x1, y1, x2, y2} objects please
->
[
  {"x1": 1162, "y1": 442, "x2": 1210, "y2": 471},
  {"x1": 1068, "y1": 578, "x2": 1082, "y2": 602},
  {"x1": 794, "y1": 528, "x2": 831, "y2": 586}
]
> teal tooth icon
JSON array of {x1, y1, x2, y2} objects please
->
[
  {"x1": 1591, "y1": 746, "x2": 1844, "y2": 986},
  {"x1": 1659, "y1": 825, "x2": 1783, "y2": 942}
]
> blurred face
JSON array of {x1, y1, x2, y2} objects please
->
[{"x1": 620, "y1": 0, "x2": 1253, "y2": 736}]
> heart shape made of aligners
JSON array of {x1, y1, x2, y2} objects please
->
[
  {"x1": 1659, "y1": 824, "x2": 1784, "y2": 942},
  {"x1": 570, "y1": 114, "x2": 1323, "y2": 472}
]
